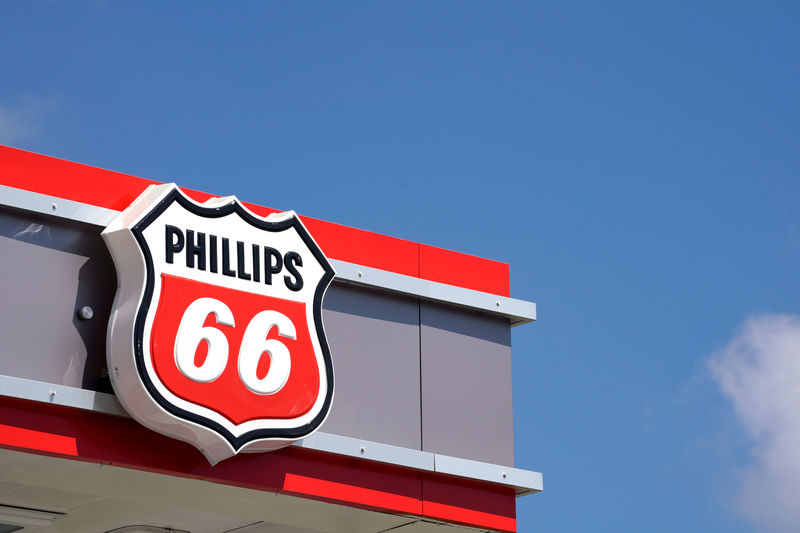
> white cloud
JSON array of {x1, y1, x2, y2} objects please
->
[
  {"x1": 0, "y1": 98, "x2": 56, "y2": 145},
  {"x1": 710, "y1": 314, "x2": 800, "y2": 533}
]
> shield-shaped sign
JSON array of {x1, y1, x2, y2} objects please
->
[{"x1": 102, "y1": 184, "x2": 335, "y2": 464}]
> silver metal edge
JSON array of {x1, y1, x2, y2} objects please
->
[
  {"x1": 330, "y1": 260, "x2": 536, "y2": 326},
  {"x1": 0, "y1": 184, "x2": 537, "y2": 325},
  {"x1": 0, "y1": 375, "x2": 543, "y2": 495},
  {"x1": 0, "y1": 374, "x2": 127, "y2": 416},
  {"x1": 0, "y1": 184, "x2": 120, "y2": 227},
  {"x1": 295, "y1": 431, "x2": 435, "y2": 471},
  {"x1": 434, "y1": 453, "x2": 543, "y2": 496}
]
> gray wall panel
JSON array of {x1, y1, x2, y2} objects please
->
[
  {"x1": 0, "y1": 207, "x2": 519, "y2": 465},
  {"x1": 320, "y1": 283, "x2": 422, "y2": 450},
  {"x1": 420, "y1": 302, "x2": 514, "y2": 465},
  {"x1": 0, "y1": 209, "x2": 116, "y2": 391}
]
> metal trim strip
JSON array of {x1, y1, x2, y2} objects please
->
[
  {"x1": 0, "y1": 374, "x2": 127, "y2": 416},
  {"x1": 0, "y1": 183, "x2": 120, "y2": 227},
  {"x1": 331, "y1": 260, "x2": 535, "y2": 325},
  {"x1": 434, "y1": 453, "x2": 543, "y2": 495},
  {"x1": 295, "y1": 431, "x2": 435, "y2": 471},
  {"x1": 0, "y1": 184, "x2": 536, "y2": 325},
  {"x1": 0, "y1": 375, "x2": 542, "y2": 495}
]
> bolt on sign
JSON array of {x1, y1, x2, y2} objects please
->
[{"x1": 102, "y1": 184, "x2": 336, "y2": 464}]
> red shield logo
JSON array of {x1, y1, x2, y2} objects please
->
[{"x1": 102, "y1": 184, "x2": 335, "y2": 464}]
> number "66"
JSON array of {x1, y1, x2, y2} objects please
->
[{"x1": 174, "y1": 298, "x2": 294, "y2": 395}]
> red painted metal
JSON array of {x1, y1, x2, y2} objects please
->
[
  {"x1": 422, "y1": 473, "x2": 517, "y2": 532},
  {"x1": 300, "y1": 217, "x2": 420, "y2": 279},
  {"x1": 0, "y1": 422, "x2": 78, "y2": 456},
  {"x1": 0, "y1": 396, "x2": 517, "y2": 531},
  {"x1": 419, "y1": 243, "x2": 510, "y2": 297},
  {"x1": 0, "y1": 145, "x2": 508, "y2": 295}
]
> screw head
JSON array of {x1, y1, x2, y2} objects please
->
[
  {"x1": 360, "y1": 446, "x2": 366, "y2": 454},
  {"x1": 51, "y1": 203, "x2": 57, "y2": 210},
  {"x1": 77, "y1": 306, "x2": 94, "y2": 320}
]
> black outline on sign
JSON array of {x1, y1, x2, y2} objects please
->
[{"x1": 130, "y1": 188, "x2": 335, "y2": 452}]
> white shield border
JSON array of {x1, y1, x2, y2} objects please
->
[{"x1": 102, "y1": 184, "x2": 336, "y2": 464}]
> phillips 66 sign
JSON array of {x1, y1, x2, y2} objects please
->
[{"x1": 102, "y1": 184, "x2": 336, "y2": 464}]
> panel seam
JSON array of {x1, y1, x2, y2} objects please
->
[
  {"x1": 417, "y1": 242, "x2": 423, "y2": 453},
  {"x1": 417, "y1": 242, "x2": 425, "y2": 516}
]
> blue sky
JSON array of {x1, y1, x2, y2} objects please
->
[{"x1": 2, "y1": 2, "x2": 800, "y2": 531}]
